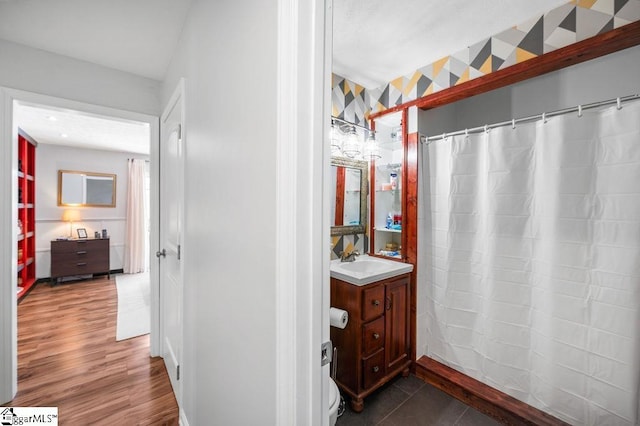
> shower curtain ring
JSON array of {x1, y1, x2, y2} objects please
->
[
  {"x1": 578, "y1": 105, "x2": 583, "y2": 117},
  {"x1": 512, "y1": 119, "x2": 516, "y2": 129},
  {"x1": 617, "y1": 97, "x2": 622, "y2": 110}
]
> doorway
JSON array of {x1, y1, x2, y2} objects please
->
[{"x1": 0, "y1": 88, "x2": 160, "y2": 403}]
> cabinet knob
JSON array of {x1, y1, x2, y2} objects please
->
[
  {"x1": 373, "y1": 299, "x2": 380, "y2": 306},
  {"x1": 372, "y1": 366, "x2": 379, "y2": 373},
  {"x1": 373, "y1": 333, "x2": 380, "y2": 340}
]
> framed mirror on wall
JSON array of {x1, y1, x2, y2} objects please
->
[
  {"x1": 58, "y1": 170, "x2": 117, "y2": 207},
  {"x1": 330, "y1": 157, "x2": 368, "y2": 236}
]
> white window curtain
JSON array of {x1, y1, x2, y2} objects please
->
[
  {"x1": 419, "y1": 100, "x2": 640, "y2": 425},
  {"x1": 123, "y1": 159, "x2": 148, "y2": 274}
]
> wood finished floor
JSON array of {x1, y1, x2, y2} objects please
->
[{"x1": 6, "y1": 276, "x2": 179, "y2": 425}]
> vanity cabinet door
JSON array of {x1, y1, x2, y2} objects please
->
[{"x1": 385, "y1": 275, "x2": 410, "y2": 372}]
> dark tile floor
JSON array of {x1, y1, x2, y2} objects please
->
[{"x1": 336, "y1": 375, "x2": 501, "y2": 426}]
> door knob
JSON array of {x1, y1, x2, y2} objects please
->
[{"x1": 156, "y1": 249, "x2": 167, "y2": 258}]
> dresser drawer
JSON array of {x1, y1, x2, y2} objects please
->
[
  {"x1": 51, "y1": 250, "x2": 108, "y2": 264},
  {"x1": 51, "y1": 259, "x2": 107, "y2": 277},
  {"x1": 362, "y1": 349, "x2": 385, "y2": 390},
  {"x1": 51, "y1": 239, "x2": 107, "y2": 253},
  {"x1": 362, "y1": 285, "x2": 385, "y2": 322},
  {"x1": 362, "y1": 317, "x2": 385, "y2": 357}
]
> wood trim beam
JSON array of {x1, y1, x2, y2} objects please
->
[
  {"x1": 404, "y1": 132, "x2": 419, "y2": 369},
  {"x1": 416, "y1": 356, "x2": 570, "y2": 426},
  {"x1": 370, "y1": 20, "x2": 640, "y2": 118}
]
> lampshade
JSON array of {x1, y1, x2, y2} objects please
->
[
  {"x1": 341, "y1": 126, "x2": 361, "y2": 158},
  {"x1": 330, "y1": 122, "x2": 343, "y2": 156},
  {"x1": 62, "y1": 209, "x2": 81, "y2": 223},
  {"x1": 363, "y1": 133, "x2": 381, "y2": 160}
]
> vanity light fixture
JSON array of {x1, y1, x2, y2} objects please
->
[{"x1": 341, "y1": 125, "x2": 361, "y2": 158}]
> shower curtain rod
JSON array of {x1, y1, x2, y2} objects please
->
[{"x1": 422, "y1": 93, "x2": 640, "y2": 144}]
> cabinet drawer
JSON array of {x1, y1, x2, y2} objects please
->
[
  {"x1": 52, "y1": 239, "x2": 108, "y2": 253},
  {"x1": 51, "y1": 259, "x2": 108, "y2": 276},
  {"x1": 362, "y1": 317, "x2": 385, "y2": 357},
  {"x1": 362, "y1": 285, "x2": 385, "y2": 321},
  {"x1": 51, "y1": 251, "x2": 107, "y2": 263},
  {"x1": 362, "y1": 349, "x2": 385, "y2": 390}
]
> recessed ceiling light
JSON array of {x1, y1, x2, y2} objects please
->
[
  {"x1": 60, "y1": 133, "x2": 68, "y2": 138},
  {"x1": 47, "y1": 116, "x2": 57, "y2": 121}
]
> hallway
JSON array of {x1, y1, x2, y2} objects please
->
[{"x1": 6, "y1": 277, "x2": 178, "y2": 425}]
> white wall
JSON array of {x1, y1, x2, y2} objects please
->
[
  {"x1": 0, "y1": 39, "x2": 161, "y2": 116},
  {"x1": 416, "y1": 45, "x2": 640, "y2": 358},
  {"x1": 162, "y1": 1, "x2": 278, "y2": 424},
  {"x1": 34, "y1": 143, "x2": 148, "y2": 278}
]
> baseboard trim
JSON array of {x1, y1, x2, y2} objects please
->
[
  {"x1": 38, "y1": 269, "x2": 125, "y2": 284},
  {"x1": 415, "y1": 356, "x2": 569, "y2": 426}
]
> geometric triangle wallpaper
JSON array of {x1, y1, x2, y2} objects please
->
[{"x1": 332, "y1": 0, "x2": 640, "y2": 120}]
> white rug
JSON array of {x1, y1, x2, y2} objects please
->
[{"x1": 115, "y1": 272, "x2": 150, "y2": 341}]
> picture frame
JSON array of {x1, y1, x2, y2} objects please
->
[{"x1": 77, "y1": 228, "x2": 88, "y2": 239}]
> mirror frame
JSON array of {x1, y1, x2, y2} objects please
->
[
  {"x1": 331, "y1": 157, "x2": 368, "y2": 236},
  {"x1": 57, "y1": 169, "x2": 117, "y2": 208}
]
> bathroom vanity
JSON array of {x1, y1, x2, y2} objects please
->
[{"x1": 330, "y1": 255, "x2": 413, "y2": 412}]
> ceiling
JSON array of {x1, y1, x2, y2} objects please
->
[
  {"x1": 0, "y1": 0, "x2": 192, "y2": 81},
  {"x1": 1, "y1": 0, "x2": 568, "y2": 152},
  {"x1": 14, "y1": 103, "x2": 151, "y2": 155}
]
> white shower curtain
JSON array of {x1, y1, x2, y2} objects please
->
[
  {"x1": 419, "y1": 100, "x2": 640, "y2": 425},
  {"x1": 123, "y1": 159, "x2": 147, "y2": 274}
]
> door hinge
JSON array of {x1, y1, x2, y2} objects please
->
[
  {"x1": 177, "y1": 365, "x2": 180, "y2": 381},
  {"x1": 177, "y1": 244, "x2": 181, "y2": 260},
  {"x1": 177, "y1": 124, "x2": 182, "y2": 142},
  {"x1": 321, "y1": 341, "x2": 333, "y2": 367}
]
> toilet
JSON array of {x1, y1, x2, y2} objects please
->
[{"x1": 329, "y1": 377, "x2": 341, "y2": 425}]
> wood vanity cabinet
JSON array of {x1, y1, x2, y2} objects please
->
[
  {"x1": 330, "y1": 273, "x2": 411, "y2": 412},
  {"x1": 51, "y1": 238, "x2": 110, "y2": 283}
]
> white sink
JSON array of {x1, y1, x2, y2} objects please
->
[{"x1": 330, "y1": 254, "x2": 413, "y2": 286}]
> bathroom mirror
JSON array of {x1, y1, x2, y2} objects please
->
[
  {"x1": 331, "y1": 157, "x2": 368, "y2": 236},
  {"x1": 58, "y1": 170, "x2": 117, "y2": 207}
]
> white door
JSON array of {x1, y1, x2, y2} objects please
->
[{"x1": 159, "y1": 81, "x2": 185, "y2": 402}]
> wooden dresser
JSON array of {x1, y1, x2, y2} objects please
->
[
  {"x1": 51, "y1": 238, "x2": 110, "y2": 283},
  {"x1": 330, "y1": 273, "x2": 411, "y2": 412}
]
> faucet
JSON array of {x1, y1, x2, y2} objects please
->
[{"x1": 339, "y1": 250, "x2": 360, "y2": 262}]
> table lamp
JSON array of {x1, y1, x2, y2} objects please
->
[{"x1": 62, "y1": 209, "x2": 81, "y2": 238}]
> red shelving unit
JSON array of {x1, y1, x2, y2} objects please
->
[{"x1": 17, "y1": 129, "x2": 37, "y2": 300}]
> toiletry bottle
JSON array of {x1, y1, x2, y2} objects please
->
[
  {"x1": 386, "y1": 212, "x2": 393, "y2": 229},
  {"x1": 390, "y1": 172, "x2": 398, "y2": 190}
]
